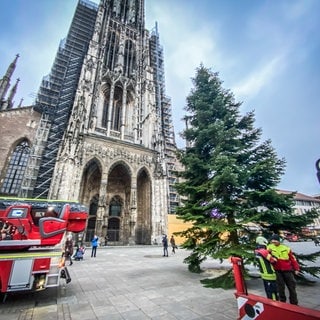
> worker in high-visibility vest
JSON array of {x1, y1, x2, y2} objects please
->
[
  {"x1": 255, "y1": 236, "x2": 279, "y2": 301},
  {"x1": 267, "y1": 234, "x2": 300, "y2": 305}
]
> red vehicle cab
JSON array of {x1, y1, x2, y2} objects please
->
[
  {"x1": 0, "y1": 198, "x2": 88, "y2": 295},
  {"x1": 0, "y1": 198, "x2": 88, "y2": 251}
]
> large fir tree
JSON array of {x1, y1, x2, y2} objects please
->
[{"x1": 175, "y1": 65, "x2": 320, "y2": 288}]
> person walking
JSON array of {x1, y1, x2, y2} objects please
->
[
  {"x1": 255, "y1": 236, "x2": 278, "y2": 301},
  {"x1": 64, "y1": 234, "x2": 74, "y2": 266},
  {"x1": 170, "y1": 235, "x2": 176, "y2": 254},
  {"x1": 104, "y1": 235, "x2": 108, "y2": 246},
  {"x1": 267, "y1": 234, "x2": 300, "y2": 305},
  {"x1": 91, "y1": 234, "x2": 99, "y2": 258},
  {"x1": 162, "y1": 235, "x2": 168, "y2": 257}
]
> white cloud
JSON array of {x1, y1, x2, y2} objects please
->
[
  {"x1": 2, "y1": 0, "x2": 319, "y2": 195},
  {"x1": 232, "y1": 54, "x2": 285, "y2": 101}
]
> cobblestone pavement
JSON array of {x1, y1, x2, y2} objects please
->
[{"x1": 0, "y1": 243, "x2": 319, "y2": 320}]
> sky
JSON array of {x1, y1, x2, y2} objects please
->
[{"x1": 0, "y1": 0, "x2": 320, "y2": 196}]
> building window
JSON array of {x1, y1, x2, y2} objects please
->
[
  {"x1": 124, "y1": 40, "x2": 135, "y2": 77},
  {"x1": 111, "y1": 87, "x2": 123, "y2": 132},
  {"x1": 102, "y1": 97, "x2": 109, "y2": 128},
  {"x1": 109, "y1": 198, "x2": 122, "y2": 217},
  {"x1": 112, "y1": 102, "x2": 121, "y2": 131},
  {"x1": 0, "y1": 140, "x2": 30, "y2": 195},
  {"x1": 105, "y1": 31, "x2": 118, "y2": 71}
]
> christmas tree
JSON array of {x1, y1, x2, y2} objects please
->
[{"x1": 175, "y1": 65, "x2": 320, "y2": 288}]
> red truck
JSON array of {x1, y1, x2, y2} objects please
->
[
  {"x1": 0, "y1": 197, "x2": 88, "y2": 296},
  {"x1": 231, "y1": 257, "x2": 320, "y2": 319}
]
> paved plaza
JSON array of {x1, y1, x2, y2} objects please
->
[{"x1": 0, "y1": 242, "x2": 319, "y2": 320}]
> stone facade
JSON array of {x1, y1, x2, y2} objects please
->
[
  {"x1": 50, "y1": 136, "x2": 168, "y2": 245},
  {"x1": 0, "y1": 1, "x2": 174, "y2": 245},
  {"x1": 0, "y1": 107, "x2": 41, "y2": 187},
  {"x1": 47, "y1": 0, "x2": 169, "y2": 244}
]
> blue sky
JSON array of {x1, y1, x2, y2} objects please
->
[{"x1": 1, "y1": 0, "x2": 320, "y2": 196}]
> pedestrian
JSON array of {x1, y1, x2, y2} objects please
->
[
  {"x1": 64, "y1": 234, "x2": 74, "y2": 266},
  {"x1": 255, "y1": 236, "x2": 278, "y2": 301},
  {"x1": 91, "y1": 234, "x2": 99, "y2": 257},
  {"x1": 104, "y1": 235, "x2": 108, "y2": 246},
  {"x1": 1, "y1": 220, "x2": 12, "y2": 240},
  {"x1": 170, "y1": 235, "x2": 176, "y2": 254},
  {"x1": 73, "y1": 244, "x2": 86, "y2": 261},
  {"x1": 267, "y1": 234, "x2": 300, "y2": 305},
  {"x1": 162, "y1": 234, "x2": 168, "y2": 257}
]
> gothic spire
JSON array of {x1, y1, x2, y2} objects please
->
[
  {"x1": 17, "y1": 98, "x2": 24, "y2": 108},
  {"x1": 0, "y1": 54, "x2": 19, "y2": 102},
  {"x1": 6, "y1": 78, "x2": 20, "y2": 110}
]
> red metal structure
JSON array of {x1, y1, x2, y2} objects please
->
[
  {"x1": 0, "y1": 197, "x2": 88, "y2": 296},
  {"x1": 231, "y1": 256, "x2": 320, "y2": 319}
]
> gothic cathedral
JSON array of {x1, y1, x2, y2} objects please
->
[{"x1": 0, "y1": 0, "x2": 179, "y2": 245}]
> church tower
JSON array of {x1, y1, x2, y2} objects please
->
[
  {"x1": 48, "y1": 0, "x2": 172, "y2": 244},
  {"x1": 0, "y1": 54, "x2": 19, "y2": 110}
]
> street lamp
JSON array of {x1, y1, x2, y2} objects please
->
[{"x1": 315, "y1": 159, "x2": 320, "y2": 184}]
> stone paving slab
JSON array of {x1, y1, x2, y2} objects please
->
[{"x1": 0, "y1": 245, "x2": 319, "y2": 320}]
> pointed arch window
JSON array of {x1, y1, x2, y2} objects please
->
[
  {"x1": 111, "y1": 86, "x2": 123, "y2": 132},
  {"x1": 1, "y1": 140, "x2": 30, "y2": 195},
  {"x1": 112, "y1": 102, "x2": 121, "y2": 131},
  {"x1": 105, "y1": 31, "x2": 118, "y2": 71},
  {"x1": 102, "y1": 97, "x2": 109, "y2": 128},
  {"x1": 124, "y1": 40, "x2": 135, "y2": 77},
  {"x1": 89, "y1": 194, "x2": 99, "y2": 216},
  {"x1": 109, "y1": 197, "x2": 122, "y2": 217}
]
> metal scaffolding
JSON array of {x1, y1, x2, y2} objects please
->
[
  {"x1": 29, "y1": 1, "x2": 98, "y2": 199},
  {"x1": 149, "y1": 22, "x2": 180, "y2": 214}
]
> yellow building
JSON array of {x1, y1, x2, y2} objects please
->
[{"x1": 167, "y1": 214, "x2": 193, "y2": 245}]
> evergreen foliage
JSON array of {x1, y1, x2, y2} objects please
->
[{"x1": 175, "y1": 65, "x2": 320, "y2": 288}]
